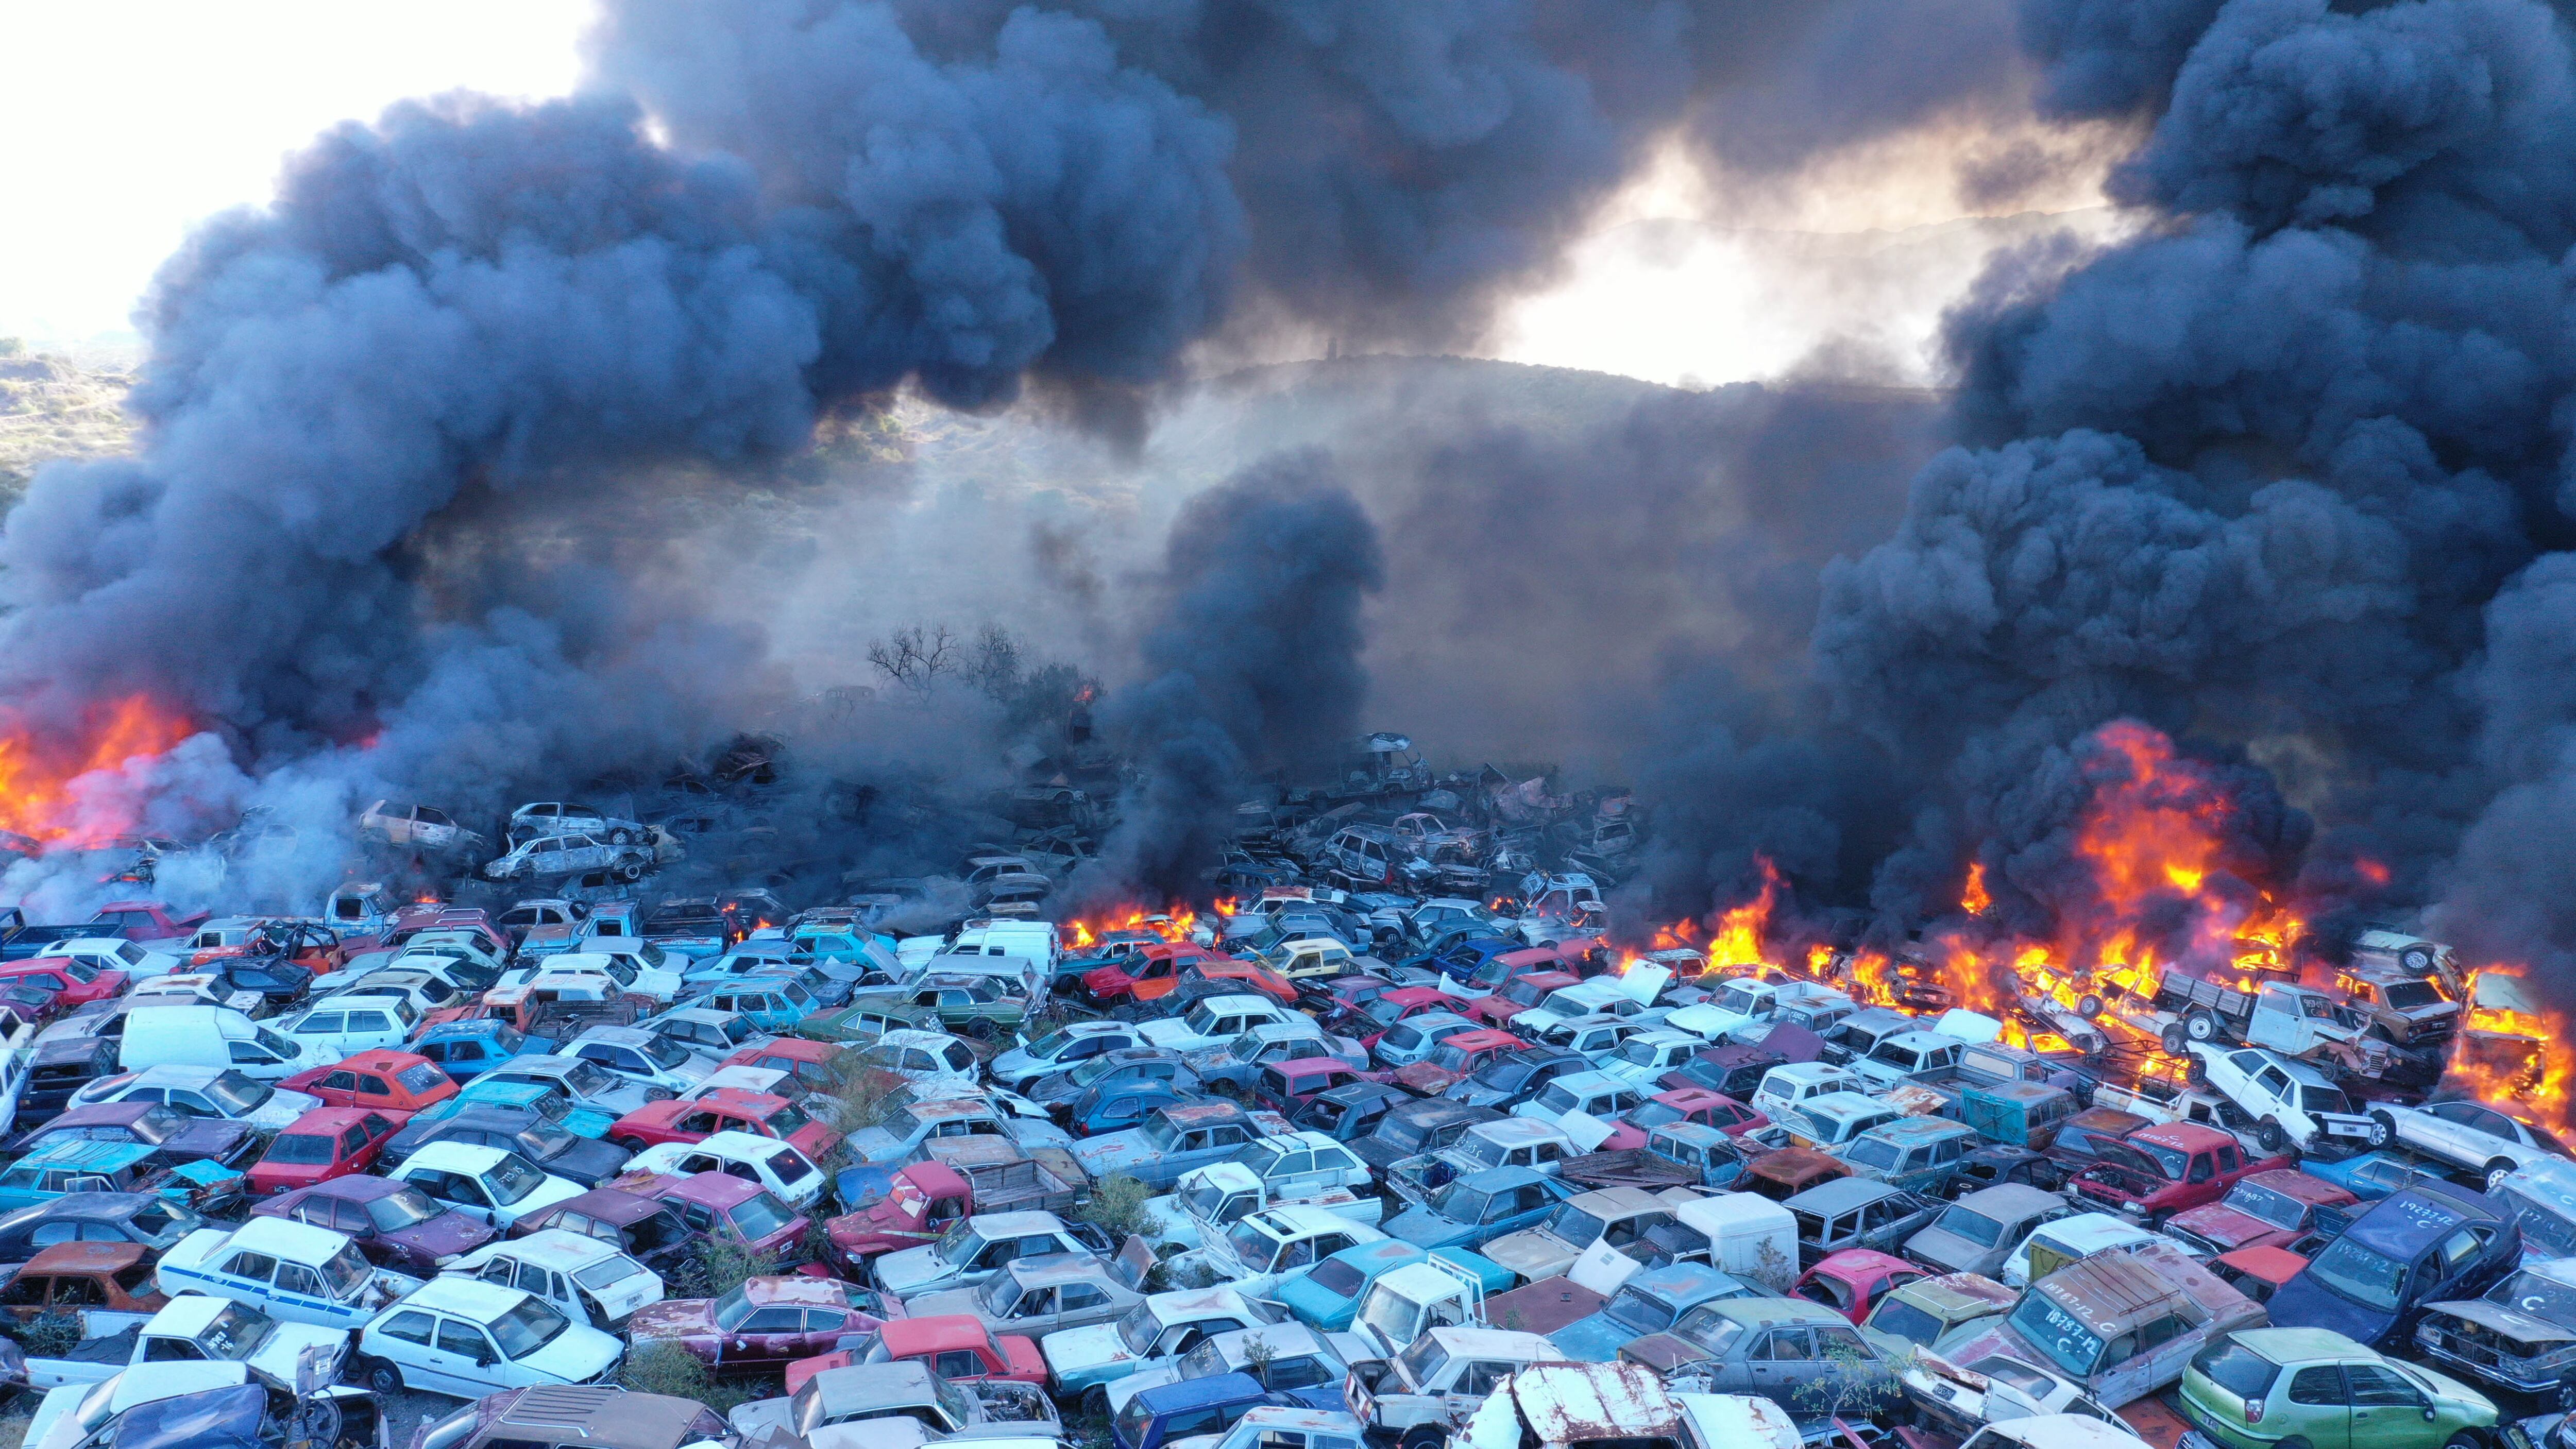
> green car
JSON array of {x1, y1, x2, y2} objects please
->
[
  {"x1": 796, "y1": 1000, "x2": 942, "y2": 1043},
  {"x1": 840, "y1": 974, "x2": 1031, "y2": 1039},
  {"x1": 2180, "y1": 1328, "x2": 2495, "y2": 1449}
]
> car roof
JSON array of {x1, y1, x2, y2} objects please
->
[
  {"x1": 405, "y1": 1141, "x2": 510, "y2": 1172},
  {"x1": 219, "y1": 1215, "x2": 348, "y2": 1264},
  {"x1": 405, "y1": 1274, "x2": 529, "y2": 1319},
  {"x1": 2232, "y1": 1326, "x2": 2370, "y2": 1361},
  {"x1": 1784, "y1": 1177, "x2": 1902, "y2": 1212}
]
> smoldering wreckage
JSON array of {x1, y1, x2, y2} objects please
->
[{"x1": 29, "y1": 1, "x2": 2576, "y2": 1449}]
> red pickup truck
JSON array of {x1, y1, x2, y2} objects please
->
[
  {"x1": 2070, "y1": 1121, "x2": 2291, "y2": 1225},
  {"x1": 823, "y1": 1162, "x2": 992, "y2": 1267}
]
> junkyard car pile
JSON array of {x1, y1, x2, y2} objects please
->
[{"x1": 0, "y1": 774, "x2": 2561, "y2": 1449}]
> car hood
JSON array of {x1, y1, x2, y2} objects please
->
[
  {"x1": 243, "y1": 1320, "x2": 347, "y2": 1384},
  {"x1": 541, "y1": 1137, "x2": 633, "y2": 1184},
  {"x1": 1901, "y1": 1226, "x2": 1989, "y2": 1275},
  {"x1": 245, "y1": 1091, "x2": 320, "y2": 1132},
  {"x1": 2425, "y1": 1297, "x2": 2576, "y2": 1346},
  {"x1": 2266, "y1": 1273, "x2": 2398, "y2": 1346},
  {"x1": 1135, "y1": 1022, "x2": 1197, "y2": 1049},
  {"x1": 845, "y1": 1127, "x2": 905, "y2": 1162},
  {"x1": 1480, "y1": 1229, "x2": 1575, "y2": 1280},
  {"x1": 626, "y1": 1298, "x2": 717, "y2": 1340},
  {"x1": 873, "y1": 1244, "x2": 958, "y2": 1295},
  {"x1": 167, "y1": 1120, "x2": 256, "y2": 1161},
  {"x1": 903, "y1": 1286, "x2": 982, "y2": 1320},
  {"x1": 2166, "y1": 1205, "x2": 2273, "y2": 1251},
  {"x1": 990, "y1": 1047, "x2": 1045, "y2": 1082},
  {"x1": 521, "y1": 1323, "x2": 624, "y2": 1383},
  {"x1": 1042, "y1": 1321, "x2": 1131, "y2": 1373},
  {"x1": 384, "y1": 1211, "x2": 497, "y2": 1262},
  {"x1": 1384, "y1": 1208, "x2": 1466, "y2": 1247},
  {"x1": 1072, "y1": 1134, "x2": 1151, "y2": 1172}
]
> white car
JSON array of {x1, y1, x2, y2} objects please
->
[
  {"x1": 358, "y1": 800, "x2": 485, "y2": 853},
  {"x1": 1597, "y1": 1029, "x2": 1704, "y2": 1088},
  {"x1": 24, "y1": 1363, "x2": 287, "y2": 1449},
  {"x1": 125, "y1": 1294, "x2": 352, "y2": 1388},
  {"x1": 2367, "y1": 1097, "x2": 2574, "y2": 1189},
  {"x1": 2184, "y1": 1044, "x2": 2379, "y2": 1156},
  {"x1": 856, "y1": 1029, "x2": 982, "y2": 1088},
  {"x1": 356, "y1": 1273, "x2": 623, "y2": 1398},
  {"x1": 566, "y1": 1025, "x2": 714, "y2": 1093},
  {"x1": 625, "y1": 1130, "x2": 828, "y2": 1209},
  {"x1": 548, "y1": 946, "x2": 684, "y2": 1003},
  {"x1": 483, "y1": 833, "x2": 651, "y2": 884},
  {"x1": 387, "y1": 1142, "x2": 585, "y2": 1229},
  {"x1": 1510, "y1": 1070, "x2": 1643, "y2": 1129},
  {"x1": 28, "y1": 938, "x2": 182, "y2": 983},
  {"x1": 989, "y1": 1021, "x2": 1149, "y2": 1092},
  {"x1": 1138, "y1": 995, "x2": 1298, "y2": 1056},
  {"x1": 445, "y1": 1229, "x2": 664, "y2": 1331},
  {"x1": 156, "y1": 1216, "x2": 418, "y2": 1330},
  {"x1": 275, "y1": 993, "x2": 422, "y2": 1059},
  {"x1": 70, "y1": 1065, "x2": 317, "y2": 1132}
]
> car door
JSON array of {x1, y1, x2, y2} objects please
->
[
  {"x1": 2281, "y1": 1365, "x2": 2354, "y2": 1449},
  {"x1": 436, "y1": 1315, "x2": 508, "y2": 1391},
  {"x1": 374, "y1": 1309, "x2": 453, "y2": 1392},
  {"x1": 2345, "y1": 1362, "x2": 2436, "y2": 1445},
  {"x1": 1003, "y1": 1284, "x2": 1061, "y2": 1337},
  {"x1": 732, "y1": 1304, "x2": 807, "y2": 1366},
  {"x1": 1746, "y1": 1326, "x2": 1819, "y2": 1395}
]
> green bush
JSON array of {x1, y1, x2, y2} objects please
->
[
  {"x1": 1079, "y1": 1173, "x2": 1156, "y2": 1244},
  {"x1": 618, "y1": 1341, "x2": 765, "y2": 1412},
  {"x1": 670, "y1": 1234, "x2": 782, "y2": 1300}
]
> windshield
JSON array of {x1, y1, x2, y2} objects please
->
[
  {"x1": 2488, "y1": 1269, "x2": 2576, "y2": 1326},
  {"x1": 1070, "y1": 1056, "x2": 1130, "y2": 1087},
  {"x1": 1533, "y1": 1084, "x2": 1579, "y2": 1116},
  {"x1": 1617, "y1": 1038, "x2": 1663, "y2": 1067},
  {"x1": 486, "y1": 1153, "x2": 545, "y2": 1204},
  {"x1": 2117, "y1": 1137, "x2": 2188, "y2": 1180},
  {"x1": 1225, "y1": 1219, "x2": 1279, "y2": 1272},
  {"x1": 766, "y1": 1102, "x2": 811, "y2": 1134},
  {"x1": 1396, "y1": 1334, "x2": 1451, "y2": 1392},
  {"x1": 1546, "y1": 1203, "x2": 1609, "y2": 1248},
  {"x1": 1181, "y1": 1177, "x2": 1236, "y2": 1225},
  {"x1": 266, "y1": 1132, "x2": 339, "y2": 1165},
  {"x1": 934, "y1": 1219, "x2": 981, "y2": 1267},
  {"x1": 2382, "y1": 980, "x2": 2445, "y2": 1010},
  {"x1": 1184, "y1": 1005, "x2": 1222, "y2": 1036},
  {"x1": 1116, "y1": 1303, "x2": 1162, "y2": 1356},
  {"x1": 1844, "y1": 1137, "x2": 1906, "y2": 1171},
  {"x1": 1934, "y1": 1206, "x2": 2006, "y2": 1248},
  {"x1": 560, "y1": 1061, "x2": 615, "y2": 1098},
  {"x1": 2307, "y1": 1235, "x2": 2409, "y2": 1312},
  {"x1": 1604, "y1": 1286, "x2": 1676, "y2": 1333},
  {"x1": 1630, "y1": 1101, "x2": 1685, "y2": 1130},
  {"x1": 641, "y1": 1036, "x2": 690, "y2": 1070},
  {"x1": 1025, "y1": 1030, "x2": 1072, "y2": 1061},
  {"x1": 1113, "y1": 1397, "x2": 1158, "y2": 1447},
  {"x1": 2008, "y1": 1291, "x2": 2107, "y2": 1376},
  {"x1": 713, "y1": 1286, "x2": 758, "y2": 1331},
  {"x1": 1308, "y1": 1258, "x2": 1368, "y2": 1299},
  {"x1": 1454, "y1": 1134, "x2": 1509, "y2": 1171},
  {"x1": 1869, "y1": 1299, "x2": 1944, "y2": 1344},
  {"x1": 2299, "y1": 1084, "x2": 2351, "y2": 1114},
  {"x1": 2503, "y1": 1184, "x2": 2576, "y2": 1258},
  {"x1": 1467, "y1": 1059, "x2": 1528, "y2": 1092},
  {"x1": 977, "y1": 1273, "x2": 1022, "y2": 1315},
  {"x1": 479, "y1": 1294, "x2": 567, "y2": 1359},
  {"x1": 730, "y1": 1191, "x2": 794, "y2": 1239},
  {"x1": 1429, "y1": 1042, "x2": 1480, "y2": 1071},
  {"x1": 519, "y1": 1119, "x2": 579, "y2": 1158},
  {"x1": 2224, "y1": 1181, "x2": 2307, "y2": 1230},
  {"x1": 572, "y1": 1252, "x2": 646, "y2": 1290},
  {"x1": 125, "y1": 1202, "x2": 197, "y2": 1247},
  {"x1": 201, "y1": 1302, "x2": 277, "y2": 1359},
  {"x1": 1140, "y1": 1115, "x2": 1181, "y2": 1151},
  {"x1": 206, "y1": 1072, "x2": 270, "y2": 1114},
  {"x1": 1177, "y1": 1337, "x2": 1227, "y2": 1379},
  {"x1": 370, "y1": 1188, "x2": 442, "y2": 1231},
  {"x1": 320, "y1": 1245, "x2": 369, "y2": 1298},
  {"x1": 1427, "y1": 1182, "x2": 1491, "y2": 1223}
]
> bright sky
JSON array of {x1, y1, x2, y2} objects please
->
[
  {"x1": 0, "y1": 3, "x2": 2097, "y2": 387},
  {"x1": 0, "y1": 2, "x2": 590, "y2": 349}
]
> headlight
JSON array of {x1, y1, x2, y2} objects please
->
[{"x1": 433, "y1": 1253, "x2": 461, "y2": 1268}]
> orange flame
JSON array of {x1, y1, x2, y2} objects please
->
[
  {"x1": 1706, "y1": 858, "x2": 1780, "y2": 973},
  {"x1": 1961, "y1": 862, "x2": 1990, "y2": 915},
  {"x1": 1063, "y1": 903, "x2": 1205, "y2": 951},
  {"x1": 2447, "y1": 967, "x2": 2571, "y2": 1135},
  {"x1": 0, "y1": 695, "x2": 195, "y2": 847}
]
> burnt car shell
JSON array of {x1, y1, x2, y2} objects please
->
[
  {"x1": 2267, "y1": 1180, "x2": 2520, "y2": 1350},
  {"x1": 2414, "y1": 1257, "x2": 2576, "y2": 1396}
]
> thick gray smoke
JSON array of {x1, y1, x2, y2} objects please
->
[{"x1": 1083, "y1": 452, "x2": 1384, "y2": 900}]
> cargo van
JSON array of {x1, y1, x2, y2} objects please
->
[{"x1": 118, "y1": 1005, "x2": 326, "y2": 1080}]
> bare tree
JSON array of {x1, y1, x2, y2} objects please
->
[
  {"x1": 867, "y1": 624, "x2": 958, "y2": 693},
  {"x1": 963, "y1": 623, "x2": 1025, "y2": 702}
]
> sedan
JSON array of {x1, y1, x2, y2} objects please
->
[
  {"x1": 2369, "y1": 1099, "x2": 2573, "y2": 1190},
  {"x1": 900, "y1": 1253, "x2": 1147, "y2": 1341},
  {"x1": 246, "y1": 1109, "x2": 408, "y2": 1197},
  {"x1": 626, "y1": 1275, "x2": 885, "y2": 1374},
  {"x1": 253, "y1": 1175, "x2": 498, "y2": 1273}
]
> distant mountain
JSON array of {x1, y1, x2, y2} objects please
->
[{"x1": 0, "y1": 345, "x2": 135, "y2": 503}]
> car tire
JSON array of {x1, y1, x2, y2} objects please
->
[
  {"x1": 2076, "y1": 994, "x2": 2104, "y2": 1019},
  {"x1": 616, "y1": 1137, "x2": 648, "y2": 1153},
  {"x1": 362, "y1": 1358, "x2": 403, "y2": 1395},
  {"x1": 1401, "y1": 1428, "x2": 1446, "y2": 1449},
  {"x1": 617, "y1": 863, "x2": 644, "y2": 883},
  {"x1": 2184, "y1": 1011, "x2": 2217, "y2": 1043},
  {"x1": 2257, "y1": 1118, "x2": 2289, "y2": 1154},
  {"x1": 2487, "y1": 1159, "x2": 2516, "y2": 1192},
  {"x1": 2369, "y1": 1110, "x2": 2396, "y2": 1149},
  {"x1": 2272, "y1": 1436, "x2": 2309, "y2": 1449},
  {"x1": 2447, "y1": 1433, "x2": 2487, "y2": 1449},
  {"x1": 610, "y1": 829, "x2": 633, "y2": 844}
]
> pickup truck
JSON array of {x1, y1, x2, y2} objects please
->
[
  {"x1": 0, "y1": 910, "x2": 91, "y2": 963},
  {"x1": 1140, "y1": 1134, "x2": 1382, "y2": 1248},
  {"x1": 826, "y1": 1148, "x2": 1084, "y2": 1265},
  {"x1": 21, "y1": 1290, "x2": 347, "y2": 1391}
]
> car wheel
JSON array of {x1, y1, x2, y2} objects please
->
[
  {"x1": 2487, "y1": 1159, "x2": 2516, "y2": 1192},
  {"x1": 2183, "y1": 1053, "x2": 2208, "y2": 1086},
  {"x1": 616, "y1": 1137, "x2": 648, "y2": 1153},
  {"x1": 2447, "y1": 1433, "x2": 2488, "y2": 1449},
  {"x1": 2076, "y1": 993, "x2": 2104, "y2": 1019},
  {"x1": 362, "y1": 1358, "x2": 403, "y2": 1395},
  {"x1": 2184, "y1": 1011, "x2": 2217, "y2": 1042},
  {"x1": 2257, "y1": 1118, "x2": 2289, "y2": 1154},
  {"x1": 2369, "y1": 1110, "x2": 2396, "y2": 1149},
  {"x1": 617, "y1": 863, "x2": 644, "y2": 883},
  {"x1": 2161, "y1": 1026, "x2": 2189, "y2": 1056},
  {"x1": 610, "y1": 829, "x2": 633, "y2": 844},
  {"x1": 1401, "y1": 1427, "x2": 1446, "y2": 1449}
]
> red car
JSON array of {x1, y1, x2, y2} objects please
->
[
  {"x1": 1080, "y1": 943, "x2": 1229, "y2": 1006},
  {"x1": 2162, "y1": 1167, "x2": 2356, "y2": 1256},
  {"x1": 723, "y1": 1038, "x2": 848, "y2": 1095},
  {"x1": 0, "y1": 957, "x2": 127, "y2": 1007},
  {"x1": 628, "y1": 1275, "x2": 886, "y2": 1375},
  {"x1": 1794, "y1": 1249, "x2": 1927, "y2": 1324},
  {"x1": 1251, "y1": 1059, "x2": 1380, "y2": 1114},
  {"x1": 632, "y1": 1170, "x2": 811, "y2": 1260},
  {"x1": 1465, "y1": 971, "x2": 1581, "y2": 1030},
  {"x1": 1594, "y1": 1087, "x2": 1770, "y2": 1151},
  {"x1": 83, "y1": 900, "x2": 209, "y2": 942},
  {"x1": 784, "y1": 1312, "x2": 1045, "y2": 1394},
  {"x1": 1391, "y1": 1029, "x2": 1526, "y2": 1095},
  {"x1": 280, "y1": 1049, "x2": 459, "y2": 1114},
  {"x1": 606, "y1": 1086, "x2": 842, "y2": 1162},
  {"x1": 2070, "y1": 1121, "x2": 2290, "y2": 1224},
  {"x1": 246, "y1": 1107, "x2": 409, "y2": 1196},
  {"x1": 1340, "y1": 985, "x2": 1474, "y2": 1053}
]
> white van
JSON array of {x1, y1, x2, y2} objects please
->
[
  {"x1": 1659, "y1": 1192, "x2": 1798, "y2": 1288},
  {"x1": 118, "y1": 1004, "x2": 325, "y2": 1080}
]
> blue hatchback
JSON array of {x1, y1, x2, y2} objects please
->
[
  {"x1": 1382, "y1": 1165, "x2": 1573, "y2": 1250},
  {"x1": 1275, "y1": 1240, "x2": 1511, "y2": 1331},
  {"x1": 412, "y1": 1020, "x2": 551, "y2": 1083},
  {"x1": 1112, "y1": 1373, "x2": 1277, "y2": 1449}
]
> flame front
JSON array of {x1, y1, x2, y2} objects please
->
[
  {"x1": 2448, "y1": 968, "x2": 2570, "y2": 1134},
  {"x1": 0, "y1": 695, "x2": 195, "y2": 848}
]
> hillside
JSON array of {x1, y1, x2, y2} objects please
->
[{"x1": 0, "y1": 342, "x2": 134, "y2": 502}]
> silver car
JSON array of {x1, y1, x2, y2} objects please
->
[{"x1": 483, "y1": 833, "x2": 651, "y2": 884}]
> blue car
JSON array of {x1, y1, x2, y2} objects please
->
[
  {"x1": 2298, "y1": 1150, "x2": 2451, "y2": 1203},
  {"x1": 2267, "y1": 1181, "x2": 2521, "y2": 1350},
  {"x1": 1113, "y1": 1372, "x2": 1276, "y2": 1449},
  {"x1": 1383, "y1": 1165, "x2": 1574, "y2": 1250},
  {"x1": 1548, "y1": 1261, "x2": 1758, "y2": 1362},
  {"x1": 417, "y1": 1077, "x2": 617, "y2": 1139},
  {"x1": 1276, "y1": 1239, "x2": 1510, "y2": 1331},
  {"x1": 1067, "y1": 1079, "x2": 1202, "y2": 1138},
  {"x1": 412, "y1": 1020, "x2": 551, "y2": 1083}
]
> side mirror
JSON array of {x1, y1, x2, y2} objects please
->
[{"x1": 2423, "y1": 1409, "x2": 2438, "y2": 1423}]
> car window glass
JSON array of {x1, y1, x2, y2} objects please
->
[
  {"x1": 2289, "y1": 1367, "x2": 2349, "y2": 1405},
  {"x1": 381, "y1": 1310, "x2": 435, "y2": 1346},
  {"x1": 1758, "y1": 1328, "x2": 1813, "y2": 1360},
  {"x1": 277, "y1": 1264, "x2": 325, "y2": 1295},
  {"x1": 2346, "y1": 1365, "x2": 2425, "y2": 1407},
  {"x1": 436, "y1": 1321, "x2": 490, "y2": 1361},
  {"x1": 224, "y1": 1252, "x2": 279, "y2": 1283}
]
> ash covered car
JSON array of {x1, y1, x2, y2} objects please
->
[{"x1": 483, "y1": 834, "x2": 654, "y2": 884}]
